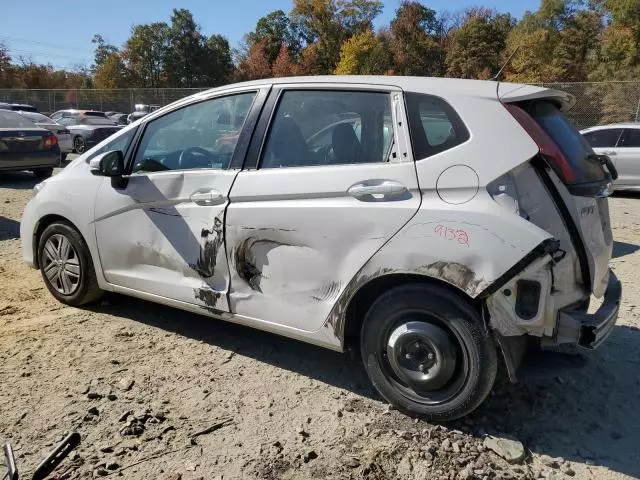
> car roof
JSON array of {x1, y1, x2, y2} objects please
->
[{"x1": 581, "y1": 123, "x2": 640, "y2": 132}]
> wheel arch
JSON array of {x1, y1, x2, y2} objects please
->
[
  {"x1": 342, "y1": 273, "x2": 483, "y2": 351},
  {"x1": 33, "y1": 214, "x2": 84, "y2": 268}
]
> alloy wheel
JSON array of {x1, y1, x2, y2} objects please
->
[{"x1": 42, "y1": 234, "x2": 81, "y2": 295}]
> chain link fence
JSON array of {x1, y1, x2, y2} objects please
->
[
  {"x1": 0, "y1": 88, "x2": 206, "y2": 115},
  {"x1": 1, "y1": 82, "x2": 639, "y2": 128}
]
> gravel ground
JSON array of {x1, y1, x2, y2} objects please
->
[{"x1": 1, "y1": 166, "x2": 639, "y2": 480}]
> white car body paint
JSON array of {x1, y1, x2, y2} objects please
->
[{"x1": 21, "y1": 76, "x2": 617, "y2": 357}]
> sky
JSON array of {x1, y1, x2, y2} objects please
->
[{"x1": 1, "y1": 0, "x2": 541, "y2": 70}]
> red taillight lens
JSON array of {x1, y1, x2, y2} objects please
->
[
  {"x1": 43, "y1": 134, "x2": 58, "y2": 149},
  {"x1": 504, "y1": 103, "x2": 576, "y2": 183}
]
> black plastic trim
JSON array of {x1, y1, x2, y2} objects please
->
[
  {"x1": 515, "y1": 279, "x2": 541, "y2": 320},
  {"x1": 480, "y1": 238, "x2": 559, "y2": 297},
  {"x1": 243, "y1": 87, "x2": 282, "y2": 170}
]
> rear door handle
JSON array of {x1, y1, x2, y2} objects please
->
[
  {"x1": 190, "y1": 189, "x2": 224, "y2": 206},
  {"x1": 348, "y1": 180, "x2": 408, "y2": 200}
]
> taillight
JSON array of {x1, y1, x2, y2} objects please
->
[
  {"x1": 43, "y1": 133, "x2": 58, "y2": 149},
  {"x1": 504, "y1": 103, "x2": 576, "y2": 183}
]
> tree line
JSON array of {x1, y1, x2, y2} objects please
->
[{"x1": 0, "y1": 0, "x2": 638, "y2": 91}]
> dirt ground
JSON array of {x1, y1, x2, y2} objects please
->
[{"x1": 1, "y1": 166, "x2": 639, "y2": 480}]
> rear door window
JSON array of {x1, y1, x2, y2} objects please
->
[
  {"x1": 405, "y1": 92, "x2": 469, "y2": 159},
  {"x1": 620, "y1": 129, "x2": 640, "y2": 148},
  {"x1": 528, "y1": 101, "x2": 607, "y2": 184},
  {"x1": 583, "y1": 129, "x2": 623, "y2": 148}
]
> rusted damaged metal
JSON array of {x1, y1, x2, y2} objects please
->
[
  {"x1": 193, "y1": 287, "x2": 222, "y2": 310},
  {"x1": 417, "y1": 262, "x2": 484, "y2": 297},
  {"x1": 191, "y1": 217, "x2": 224, "y2": 278},
  {"x1": 233, "y1": 238, "x2": 291, "y2": 292}
]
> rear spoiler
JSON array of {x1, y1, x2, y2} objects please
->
[{"x1": 498, "y1": 83, "x2": 576, "y2": 112}]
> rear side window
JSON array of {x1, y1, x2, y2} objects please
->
[
  {"x1": 527, "y1": 101, "x2": 607, "y2": 184},
  {"x1": 260, "y1": 90, "x2": 393, "y2": 168},
  {"x1": 405, "y1": 92, "x2": 469, "y2": 159},
  {"x1": 583, "y1": 129, "x2": 623, "y2": 148},
  {"x1": 620, "y1": 129, "x2": 640, "y2": 148},
  {"x1": 0, "y1": 110, "x2": 36, "y2": 128}
]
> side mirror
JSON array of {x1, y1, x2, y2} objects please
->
[{"x1": 89, "y1": 150, "x2": 125, "y2": 177}]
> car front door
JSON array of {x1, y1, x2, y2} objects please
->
[
  {"x1": 225, "y1": 85, "x2": 421, "y2": 336},
  {"x1": 93, "y1": 88, "x2": 266, "y2": 312},
  {"x1": 614, "y1": 128, "x2": 640, "y2": 188}
]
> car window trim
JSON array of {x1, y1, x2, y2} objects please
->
[
  {"x1": 125, "y1": 88, "x2": 268, "y2": 176},
  {"x1": 246, "y1": 85, "x2": 401, "y2": 171}
]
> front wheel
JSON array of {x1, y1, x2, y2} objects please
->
[
  {"x1": 360, "y1": 284, "x2": 497, "y2": 421},
  {"x1": 73, "y1": 136, "x2": 86, "y2": 154},
  {"x1": 38, "y1": 222, "x2": 103, "y2": 306}
]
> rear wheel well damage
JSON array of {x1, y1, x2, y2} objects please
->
[
  {"x1": 33, "y1": 215, "x2": 83, "y2": 268},
  {"x1": 341, "y1": 273, "x2": 527, "y2": 382},
  {"x1": 342, "y1": 274, "x2": 483, "y2": 352}
]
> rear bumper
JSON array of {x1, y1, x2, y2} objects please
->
[{"x1": 556, "y1": 270, "x2": 621, "y2": 349}]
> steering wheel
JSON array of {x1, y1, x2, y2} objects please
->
[{"x1": 179, "y1": 146, "x2": 212, "y2": 169}]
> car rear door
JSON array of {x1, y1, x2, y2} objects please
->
[
  {"x1": 614, "y1": 128, "x2": 640, "y2": 188},
  {"x1": 94, "y1": 88, "x2": 267, "y2": 312},
  {"x1": 225, "y1": 84, "x2": 421, "y2": 334}
]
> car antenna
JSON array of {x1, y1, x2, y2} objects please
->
[{"x1": 491, "y1": 45, "x2": 520, "y2": 82}]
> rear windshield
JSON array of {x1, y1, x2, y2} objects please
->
[
  {"x1": 11, "y1": 105, "x2": 37, "y2": 112},
  {"x1": 528, "y1": 101, "x2": 607, "y2": 184},
  {"x1": 82, "y1": 117, "x2": 117, "y2": 126},
  {"x1": 0, "y1": 110, "x2": 36, "y2": 128},
  {"x1": 84, "y1": 111, "x2": 107, "y2": 117},
  {"x1": 21, "y1": 111, "x2": 54, "y2": 124}
]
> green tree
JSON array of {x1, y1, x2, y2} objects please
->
[
  {"x1": 335, "y1": 29, "x2": 391, "y2": 74},
  {"x1": 165, "y1": 8, "x2": 205, "y2": 87},
  {"x1": 123, "y1": 22, "x2": 170, "y2": 87},
  {"x1": 390, "y1": 1, "x2": 442, "y2": 76},
  {"x1": 291, "y1": 0, "x2": 382, "y2": 73},
  {"x1": 94, "y1": 52, "x2": 129, "y2": 88},
  {"x1": 248, "y1": 10, "x2": 300, "y2": 64},
  {"x1": 202, "y1": 34, "x2": 234, "y2": 86},
  {"x1": 0, "y1": 43, "x2": 12, "y2": 88},
  {"x1": 446, "y1": 9, "x2": 514, "y2": 79},
  {"x1": 91, "y1": 34, "x2": 119, "y2": 71}
]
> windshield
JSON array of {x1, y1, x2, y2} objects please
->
[
  {"x1": 81, "y1": 117, "x2": 117, "y2": 126},
  {"x1": 0, "y1": 109, "x2": 37, "y2": 128},
  {"x1": 529, "y1": 101, "x2": 607, "y2": 184},
  {"x1": 21, "y1": 111, "x2": 54, "y2": 124}
]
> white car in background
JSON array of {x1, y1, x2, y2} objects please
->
[
  {"x1": 16, "y1": 111, "x2": 73, "y2": 163},
  {"x1": 581, "y1": 123, "x2": 640, "y2": 191},
  {"x1": 20, "y1": 76, "x2": 620, "y2": 420}
]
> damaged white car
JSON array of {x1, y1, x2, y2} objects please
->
[{"x1": 21, "y1": 76, "x2": 621, "y2": 420}]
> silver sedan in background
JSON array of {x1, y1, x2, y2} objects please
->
[{"x1": 581, "y1": 123, "x2": 640, "y2": 191}]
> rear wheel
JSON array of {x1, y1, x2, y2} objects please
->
[
  {"x1": 33, "y1": 168, "x2": 53, "y2": 179},
  {"x1": 38, "y1": 222, "x2": 102, "y2": 306},
  {"x1": 73, "y1": 136, "x2": 86, "y2": 154},
  {"x1": 360, "y1": 284, "x2": 497, "y2": 421}
]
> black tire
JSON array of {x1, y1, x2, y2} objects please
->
[
  {"x1": 360, "y1": 283, "x2": 497, "y2": 421},
  {"x1": 33, "y1": 168, "x2": 53, "y2": 179},
  {"x1": 38, "y1": 222, "x2": 103, "y2": 306},
  {"x1": 73, "y1": 136, "x2": 86, "y2": 154}
]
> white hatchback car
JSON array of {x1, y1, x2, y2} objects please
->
[
  {"x1": 21, "y1": 76, "x2": 620, "y2": 420},
  {"x1": 581, "y1": 123, "x2": 640, "y2": 191}
]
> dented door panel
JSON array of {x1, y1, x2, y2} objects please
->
[
  {"x1": 226, "y1": 162, "x2": 421, "y2": 332},
  {"x1": 94, "y1": 170, "x2": 237, "y2": 312}
]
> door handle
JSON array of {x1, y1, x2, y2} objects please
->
[
  {"x1": 348, "y1": 180, "x2": 408, "y2": 200},
  {"x1": 190, "y1": 189, "x2": 224, "y2": 206}
]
